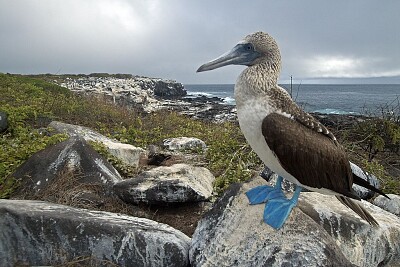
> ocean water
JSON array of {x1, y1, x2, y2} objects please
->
[{"x1": 184, "y1": 84, "x2": 400, "y2": 115}]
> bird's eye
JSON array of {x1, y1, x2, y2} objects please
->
[{"x1": 245, "y1": 44, "x2": 253, "y2": 51}]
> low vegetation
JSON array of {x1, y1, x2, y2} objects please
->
[
  {"x1": 0, "y1": 73, "x2": 261, "y2": 198},
  {"x1": 341, "y1": 102, "x2": 400, "y2": 194},
  {"x1": 0, "y1": 73, "x2": 399, "y2": 199}
]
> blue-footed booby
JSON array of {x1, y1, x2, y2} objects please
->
[{"x1": 197, "y1": 32, "x2": 389, "y2": 229}]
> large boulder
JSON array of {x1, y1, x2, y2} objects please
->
[
  {"x1": 298, "y1": 194, "x2": 400, "y2": 267},
  {"x1": 0, "y1": 111, "x2": 8, "y2": 133},
  {"x1": 49, "y1": 121, "x2": 145, "y2": 167},
  {"x1": 11, "y1": 136, "x2": 122, "y2": 196},
  {"x1": 0, "y1": 199, "x2": 190, "y2": 267},
  {"x1": 114, "y1": 163, "x2": 215, "y2": 205},
  {"x1": 189, "y1": 176, "x2": 400, "y2": 267},
  {"x1": 373, "y1": 194, "x2": 400, "y2": 216}
]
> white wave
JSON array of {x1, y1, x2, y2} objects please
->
[
  {"x1": 313, "y1": 108, "x2": 359, "y2": 115},
  {"x1": 222, "y1": 96, "x2": 236, "y2": 105},
  {"x1": 187, "y1": 91, "x2": 214, "y2": 97}
]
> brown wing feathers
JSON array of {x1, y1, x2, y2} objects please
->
[
  {"x1": 262, "y1": 113, "x2": 357, "y2": 199},
  {"x1": 262, "y1": 112, "x2": 384, "y2": 226}
]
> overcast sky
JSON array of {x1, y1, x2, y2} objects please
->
[{"x1": 1, "y1": 0, "x2": 399, "y2": 84}]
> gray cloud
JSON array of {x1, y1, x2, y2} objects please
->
[{"x1": 0, "y1": 0, "x2": 399, "y2": 84}]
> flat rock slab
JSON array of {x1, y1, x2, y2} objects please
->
[
  {"x1": 114, "y1": 163, "x2": 215, "y2": 205},
  {"x1": 189, "y1": 176, "x2": 400, "y2": 267},
  {"x1": 49, "y1": 121, "x2": 145, "y2": 167},
  {"x1": 0, "y1": 199, "x2": 190, "y2": 267},
  {"x1": 11, "y1": 136, "x2": 122, "y2": 196}
]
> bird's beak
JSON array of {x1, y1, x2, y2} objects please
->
[{"x1": 197, "y1": 45, "x2": 244, "y2": 72}]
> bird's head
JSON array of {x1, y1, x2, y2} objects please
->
[{"x1": 197, "y1": 31, "x2": 281, "y2": 72}]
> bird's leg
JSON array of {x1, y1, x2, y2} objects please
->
[
  {"x1": 263, "y1": 185, "x2": 302, "y2": 229},
  {"x1": 246, "y1": 176, "x2": 284, "y2": 205}
]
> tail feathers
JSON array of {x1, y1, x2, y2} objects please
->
[
  {"x1": 353, "y1": 174, "x2": 390, "y2": 199},
  {"x1": 336, "y1": 196, "x2": 379, "y2": 227}
]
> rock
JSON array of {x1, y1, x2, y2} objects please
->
[
  {"x1": 260, "y1": 165, "x2": 300, "y2": 193},
  {"x1": 260, "y1": 165, "x2": 276, "y2": 181},
  {"x1": 163, "y1": 137, "x2": 207, "y2": 151},
  {"x1": 373, "y1": 194, "x2": 400, "y2": 216},
  {"x1": 114, "y1": 163, "x2": 215, "y2": 205},
  {"x1": 146, "y1": 144, "x2": 172, "y2": 166},
  {"x1": 299, "y1": 194, "x2": 400, "y2": 267},
  {"x1": 49, "y1": 121, "x2": 145, "y2": 167},
  {"x1": 313, "y1": 113, "x2": 366, "y2": 131},
  {"x1": 0, "y1": 199, "x2": 190, "y2": 267},
  {"x1": 189, "y1": 176, "x2": 400, "y2": 267},
  {"x1": 350, "y1": 161, "x2": 381, "y2": 199},
  {"x1": 153, "y1": 80, "x2": 186, "y2": 98},
  {"x1": 11, "y1": 136, "x2": 122, "y2": 196},
  {"x1": 0, "y1": 111, "x2": 8, "y2": 133},
  {"x1": 58, "y1": 76, "x2": 186, "y2": 106},
  {"x1": 147, "y1": 153, "x2": 172, "y2": 166}
]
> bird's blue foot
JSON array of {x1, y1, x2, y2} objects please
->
[
  {"x1": 246, "y1": 176, "x2": 284, "y2": 204},
  {"x1": 263, "y1": 186, "x2": 302, "y2": 229}
]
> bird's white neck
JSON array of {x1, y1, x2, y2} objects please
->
[{"x1": 234, "y1": 62, "x2": 281, "y2": 107}]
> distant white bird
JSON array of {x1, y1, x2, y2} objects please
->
[{"x1": 197, "y1": 32, "x2": 388, "y2": 229}]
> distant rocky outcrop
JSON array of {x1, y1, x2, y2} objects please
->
[
  {"x1": 152, "y1": 79, "x2": 186, "y2": 98},
  {"x1": 190, "y1": 176, "x2": 400, "y2": 267},
  {"x1": 58, "y1": 76, "x2": 186, "y2": 113}
]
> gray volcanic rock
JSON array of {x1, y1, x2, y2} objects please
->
[
  {"x1": 114, "y1": 163, "x2": 215, "y2": 205},
  {"x1": 299, "y1": 194, "x2": 400, "y2": 267},
  {"x1": 11, "y1": 136, "x2": 122, "y2": 196},
  {"x1": 0, "y1": 111, "x2": 7, "y2": 133},
  {"x1": 0, "y1": 199, "x2": 190, "y2": 267},
  {"x1": 373, "y1": 194, "x2": 400, "y2": 216},
  {"x1": 350, "y1": 161, "x2": 381, "y2": 199},
  {"x1": 189, "y1": 176, "x2": 400, "y2": 267},
  {"x1": 163, "y1": 137, "x2": 207, "y2": 151},
  {"x1": 49, "y1": 121, "x2": 145, "y2": 167},
  {"x1": 153, "y1": 79, "x2": 186, "y2": 98}
]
